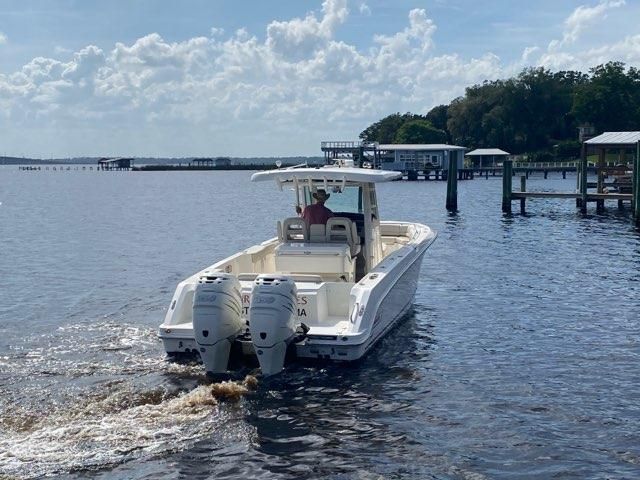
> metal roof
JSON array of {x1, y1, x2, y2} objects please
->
[
  {"x1": 466, "y1": 148, "x2": 510, "y2": 156},
  {"x1": 585, "y1": 131, "x2": 640, "y2": 145},
  {"x1": 377, "y1": 144, "x2": 466, "y2": 151},
  {"x1": 251, "y1": 166, "x2": 402, "y2": 183}
]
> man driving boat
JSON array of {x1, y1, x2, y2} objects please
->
[{"x1": 295, "y1": 188, "x2": 334, "y2": 225}]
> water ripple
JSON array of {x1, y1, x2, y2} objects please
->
[{"x1": 1, "y1": 170, "x2": 639, "y2": 479}]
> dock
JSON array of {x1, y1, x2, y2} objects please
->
[{"x1": 501, "y1": 132, "x2": 640, "y2": 226}]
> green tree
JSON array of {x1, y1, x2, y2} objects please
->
[
  {"x1": 361, "y1": 63, "x2": 636, "y2": 158},
  {"x1": 446, "y1": 68, "x2": 585, "y2": 154},
  {"x1": 359, "y1": 112, "x2": 425, "y2": 143},
  {"x1": 572, "y1": 62, "x2": 640, "y2": 131},
  {"x1": 394, "y1": 120, "x2": 447, "y2": 144},
  {"x1": 425, "y1": 104, "x2": 450, "y2": 141}
]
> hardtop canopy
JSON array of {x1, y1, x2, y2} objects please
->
[{"x1": 251, "y1": 166, "x2": 402, "y2": 184}]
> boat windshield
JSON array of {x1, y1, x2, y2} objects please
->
[{"x1": 304, "y1": 185, "x2": 363, "y2": 214}]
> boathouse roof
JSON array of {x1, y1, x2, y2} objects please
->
[
  {"x1": 466, "y1": 148, "x2": 510, "y2": 156},
  {"x1": 98, "y1": 157, "x2": 130, "y2": 164},
  {"x1": 585, "y1": 131, "x2": 640, "y2": 146}
]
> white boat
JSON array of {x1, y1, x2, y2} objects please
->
[{"x1": 159, "y1": 166, "x2": 437, "y2": 375}]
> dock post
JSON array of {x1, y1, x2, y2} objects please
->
[
  {"x1": 580, "y1": 144, "x2": 588, "y2": 213},
  {"x1": 596, "y1": 149, "x2": 605, "y2": 213},
  {"x1": 446, "y1": 152, "x2": 458, "y2": 211},
  {"x1": 520, "y1": 175, "x2": 526, "y2": 214},
  {"x1": 631, "y1": 141, "x2": 640, "y2": 227},
  {"x1": 576, "y1": 164, "x2": 581, "y2": 208},
  {"x1": 502, "y1": 159, "x2": 513, "y2": 213},
  {"x1": 562, "y1": 169, "x2": 566, "y2": 179}
]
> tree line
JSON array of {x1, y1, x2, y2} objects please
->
[{"x1": 359, "y1": 62, "x2": 640, "y2": 160}]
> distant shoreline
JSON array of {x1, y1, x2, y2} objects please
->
[
  {"x1": 0, "y1": 156, "x2": 324, "y2": 167},
  {"x1": 132, "y1": 164, "x2": 297, "y2": 171}
]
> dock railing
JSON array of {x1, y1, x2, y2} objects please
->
[{"x1": 511, "y1": 160, "x2": 597, "y2": 169}]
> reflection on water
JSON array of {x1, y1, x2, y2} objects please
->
[{"x1": 0, "y1": 170, "x2": 639, "y2": 479}]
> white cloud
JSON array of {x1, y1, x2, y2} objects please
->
[
  {"x1": 539, "y1": 33, "x2": 640, "y2": 70},
  {"x1": 0, "y1": 1, "x2": 639, "y2": 157},
  {"x1": 266, "y1": 0, "x2": 348, "y2": 61},
  {"x1": 552, "y1": 0, "x2": 625, "y2": 49},
  {"x1": 359, "y1": 2, "x2": 371, "y2": 16},
  {"x1": 374, "y1": 9, "x2": 436, "y2": 58},
  {"x1": 523, "y1": 0, "x2": 636, "y2": 71},
  {"x1": 0, "y1": 31, "x2": 7, "y2": 45},
  {"x1": 521, "y1": 46, "x2": 540, "y2": 63}
]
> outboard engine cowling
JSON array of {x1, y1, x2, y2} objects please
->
[
  {"x1": 193, "y1": 272, "x2": 244, "y2": 374},
  {"x1": 249, "y1": 275, "x2": 298, "y2": 376}
]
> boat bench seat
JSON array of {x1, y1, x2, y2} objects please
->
[
  {"x1": 237, "y1": 272, "x2": 323, "y2": 283},
  {"x1": 274, "y1": 243, "x2": 355, "y2": 282}
]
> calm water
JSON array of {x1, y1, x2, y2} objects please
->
[{"x1": 0, "y1": 168, "x2": 639, "y2": 479}]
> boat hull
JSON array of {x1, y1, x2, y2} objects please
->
[{"x1": 294, "y1": 239, "x2": 430, "y2": 361}]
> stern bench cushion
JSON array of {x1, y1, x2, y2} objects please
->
[{"x1": 274, "y1": 243, "x2": 355, "y2": 281}]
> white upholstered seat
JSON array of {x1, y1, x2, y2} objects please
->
[
  {"x1": 278, "y1": 217, "x2": 308, "y2": 242},
  {"x1": 326, "y1": 217, "x2": 361, "y2": 257},
  {"x1": 309, "y1": 224, "x2": 326, "y2": 242}
]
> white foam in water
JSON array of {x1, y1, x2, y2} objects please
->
[
  {"x1": 0, "y1": 381, "x2": 255, "y2": 478},
  {"x1": 0, "y1": 320, "x2": 257, "y2": 478}
]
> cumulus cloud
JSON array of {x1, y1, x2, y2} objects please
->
[
  {"x1": 359, "y1": 3, "x2": 371, "y2": 16},
  {"x1": 0, "y1": 0, "x2": 638, "y2": 157},
  {"x1": 266, "y1": 0, "x2": 348, "y2": 60},
  {"x1": 0, "y1": 31, "x2": 7, "y2": 45},
  {"x1": 539, "y1": 33, "x2": 640, "y2": 70},
  {"x1": 374, "y1": 9, "x2": 436, "y2": 58},
  {"x1": 550, "y1": 0, "x2": 625, "y2": 50},
  {"x1": 523, "y1": 0, "x2": 635, "y2": 71}
]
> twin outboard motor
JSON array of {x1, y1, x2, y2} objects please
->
[
  {"x1": 192, "y1": 273, "x2": 244, "y2": 374},
  {"x1": 249, "y1": 275, "x2": 299, "y2": 376}
]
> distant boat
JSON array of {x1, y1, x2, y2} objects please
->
[{"x1": 159, "y1": 166, "x2": 437, "y2": 376}]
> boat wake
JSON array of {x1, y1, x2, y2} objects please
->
[{"x1": 0, "y1": 320, "x2": 258, "y2": 479}]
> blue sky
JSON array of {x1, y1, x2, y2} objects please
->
[{"x1": 1, "y1": 0, "x2": 639, "y2": 157}]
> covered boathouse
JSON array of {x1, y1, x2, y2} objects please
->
[
  {"x1": 97, "y1": 157, "x2": 134, "y2": 170},
  {"x1": 377, "y1": 144, "x2": 466, "y2": 173},
  {"x1": 465, "y1": 148, "x2": 510, "y2": 169}
]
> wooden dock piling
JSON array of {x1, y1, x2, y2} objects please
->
[
  {"x1": 631, "y1": 140, "x2": 640, "y2": 227},
  {"x1": 580, "y1": 144, "x2": 588, "y2": 213},
  {"x1": 446, "y1": 152, "x2": 458, "y2": 211},
  {"x1": 520, "y1": 176, "x2": 526, "y2": 214},
  {"x1": 502, "y1": 159, "x2": 513, "y2": 213}
]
